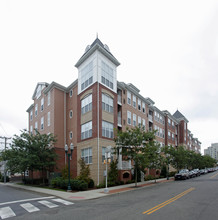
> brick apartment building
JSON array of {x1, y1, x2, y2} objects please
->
[{"x1": 27, "y1": 37, "x2": 201, "y2": 185}]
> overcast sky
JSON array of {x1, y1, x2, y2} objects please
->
[{"x1": 0, "y1": 0, "x2": 218, "y2": 153}]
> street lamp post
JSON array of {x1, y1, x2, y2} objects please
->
[{"x1": 65, "y1": 143, "x2": 74, "y2": 191}]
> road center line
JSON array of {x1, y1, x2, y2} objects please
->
[
  {"x1": 0, "y1": 196, "x2": 55, "y2": 206},
  {"x1": 143, "y1": 187, "x2": 195, "y2": 215},
  {"x1": 210, "y1": 173, "x2": 218, "y2": 179}
]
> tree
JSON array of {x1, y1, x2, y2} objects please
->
[
  {"x1": 115, "y1": 126, "x2": 157, "y2": 186},
  {"x1": 77, "y1": 158, "x2": 91, "y2": 184},
  {"x1": 146, "y1": 142, "x2": 162, "y2": 183},
  {"x1": 3, "y1": 129, "x2": 57, "y2": 184}
]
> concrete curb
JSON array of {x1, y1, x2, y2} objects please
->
[{"x1": 0, "y1": 177, "x2": 174, "y2": 201}]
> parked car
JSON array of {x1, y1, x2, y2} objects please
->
[
  {"x1": 175, "y1": 169, "x2": 190, "y2": 180},
  {"x1": 189, "y1": 170, "x2": 196, "y2": 178},
  {"x1": 193, "y1": 169, "x2": 201, "y2": 177}
]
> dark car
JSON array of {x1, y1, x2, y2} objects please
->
[{"x1": 175, "y1": 169, "x2": 190, "y2": 180}]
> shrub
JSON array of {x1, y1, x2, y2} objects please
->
[
  {"x1": 88, "y1": 179, "x2": 94, "y2": 188},
  {"x1": 96, "y1": 183, "x2": 105, "y2": 189},
  {"x1": 0, "y1": 176, "x2": 10, "y2": 182},
  {"x1": 169, "y1": 171, "x2": 177, "y2": 177},
  {"x1": 145, "y1": 175, "x2": 154, "y2": 181}
]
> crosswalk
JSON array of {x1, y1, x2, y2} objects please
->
[{"x1": 0, "y1": 198, "x2": 74, "y2": 219}]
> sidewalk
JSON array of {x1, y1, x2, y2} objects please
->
[{"x1": 1, "y1": 177, "x2": 174, "y2": 202}]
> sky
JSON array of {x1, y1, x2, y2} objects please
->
[{"x1": 0, "y1": 0, "x2": 218, "y2": 154}]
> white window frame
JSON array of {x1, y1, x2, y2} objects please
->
[
  {"x1": 47, "y1": 112, "x2": 50, "y2": 127},
  {"x1": 41, "y1": 98, "x2": 44, "y2": 112},
  {"x1": 101, "y1": 61, "x2": 114, "y2": 90},
  {"x1": 69, "y1": 89, "x2": 73, "y2": 97},
  {"x1": 81, "y1": 121, "x2": 92, "y2": 140},
  {"x1": 47, "y1": 91, "x2": 50, "y2": 106},
  {"x1": 138, "y1": 116, "x2": 141, "y2": 126},
  {"x1": 81, "y1": 147, "x2": 92, "y2": 164},
  {"x1": 127, "y1": 91, "x2": 131, "y2": 105},
  {"x1": 35, "y1": 104, "x2": 38, "y2": 116},
  {"x1": 81, "y1": 61, "x2": 93, "y2": 92},
  {"x1": 41, "y1": 117, "x2": 44, "y2": 130},
  {"x1": 142, "y1": 102, "x2": 146, "y2": 114},
  {"x1": 138, "y1": 99, "x2": 141, "y2": 111},
  {"x1": 81, "y1": 94, "x2": 92, "y2": 115},
  {"x1": 70, "y1": 131, "x2": 73, "y2": 139},
  {"x1": 127, "y1": 111, "x2": 131, "y2": 125},
  {"x1": 133, "y1": 114, "x2": 136, "y2": 126},
  {"x1": 102, "y1": 121, "x2": 114, "y2": 139},
  {"x1": 102, "y1": 93, "x2": 113, "y2": 113},
  {"x1": 133, "y1": 95, "x2": 136, "y2": 108},
  {"x1": 69, "y1": 110, "x2": 73, "y2": 118},
  {"x1": 30, "y1": 111, "x2": 33, "y2": 121}
]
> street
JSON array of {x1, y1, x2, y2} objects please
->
[{"x1": 1, "y1": 171, "x2": 218, "y2": 220}]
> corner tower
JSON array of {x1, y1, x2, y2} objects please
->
[{"x1": 75, "y1": 38, "x2": 120, "y2": 185}]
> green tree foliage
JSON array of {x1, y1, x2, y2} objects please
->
[
  {"x1": 115, "y1": 126, "x2": 161, "y2": 186},
  {"x1": 77, "y1": 158, "x2": 91, "y2": 184},
  {"x1": 162, "y1": 145, "x2": 217, "y2": 171},
  {"x1": 108, "y1": 159, "x2": 118, "y2": 184},
  {"x1": 2, "y1": 129, "x2": 57, "y2": 184}
]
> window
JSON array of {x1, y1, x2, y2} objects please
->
[
  {"x1": 81, "y1": 94, "x2": 92, "y2": 115},
  {"x1": 133, "y1": 114, "x2": 136, "y2": 126},
  {"x1": 172, "y1": 133, "x2": 175, "y2": 140},
  {"x1": 81, "y1": 121, "x2": 92, "y2": 140},
  {"x1": 47, "y1": 91, "x2": 50, "y2": 106},
  {"x1": 172, "y1": 121, "x2": 174, "y2": 127},
  {"x1": 142, "y1": 102, "x2": 146, "y2": 113},
  {"x1": 138, "y1": 116, "x2": 141, "y2": 127},
  {"x1": 69, "y1": 89, "x2": 73, "y2": 97},
  {"x1": 30, "y1": 126, "x2": 33, "y2": 134},
  {"x1": 41, "y1": 117, "x2": 44, "y2": 130},
  {"x1": 102, "y1": 121, "x2": 114, "y2": 138},
  {"x1": 133, "y1": 95, "x2": 136, "y2": 108},
  {"x1": 30, "y1": 111, "x2": 33, "y2": 121},
  {"x1": 154, "y1": 111, "x2": 157, "y2": 121},
  {"x1": 35, "y1": 104, "x2": 38, "y2": 116},
  {"x1": 138, "y1": 99, "x2": 141, "y2": 111},
  {"x1": 127, "y1": 111, "x2": 131, "y2": 125},
  {"x1": 70, "y1": 131, "x2": 73, "y2": 139},
  {"x1": 168, "y1": 118, "x2": 171, "y2": 126},
  {"x1": 142, "y1": 119, "x2": 145, "y2": 129},
  {"x1": 127, "y1": 91, "x2": 131, "y2": 105},
  {"x1": 69, "y1": 110, "x2": 73, "y2": 118},
  {"x1": 102, "y1": 93, "x2": 113, "y2": 113},
  {"x1": 81, "y1": 61, "x2": 93, "y2": 91},
  {"x1": 101, "y1": 61, "x2": 114, "y2": 90},
  {"x1": 41, "y1": 98, "x2": 44, "y2": 111},
  {"x1": 163, "y1": 129, "x2": 165, "y2": 138},
  {"x1": 35, "y1": 121, "x2": 38, "y2": 130},
  {"x1": 81, "y1": 147, "x2": 92, "y2": 164},
  {"x1": 168, "y1": 131, "x2": 171, "y2": 139},
  {"x1": 47, "y1": 112, "x2": 50, "y2": 126},
  {"x1": 102, "y1": 147, "x2": 113, "y2": 163}
]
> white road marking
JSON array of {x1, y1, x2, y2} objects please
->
[
  {"x1": 0, "y1": 206, "x2": 16, "y2": 219},
  {"x1": 38, "y1": 200, "x2": 59, "y2": 208},
  {"x1": 0, "y1": 196, "x2": 55, "y2": 206},
  {"x1": 20, "y1": 203, "x2": 40, "y2": 213},
  {"x1": 52, "y1": 199, "x2": 74, "y2": 205}
]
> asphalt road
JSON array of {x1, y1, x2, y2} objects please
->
[{"x1": 1, "y1": 171, "x2": 218, "y2": 220}]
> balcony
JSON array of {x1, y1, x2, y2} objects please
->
[{"x1": 118, "y1": 160, "x2": 132, "y2": 170}]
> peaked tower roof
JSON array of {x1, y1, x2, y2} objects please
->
[
  {"x1": 173, "y1": 110, "x2": 189, "y2": 122},
  {"x1": 75, "y1": 37, "x2": 120, "y2": 67}
]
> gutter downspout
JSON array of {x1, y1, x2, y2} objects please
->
[{"x1": 97, "y1": 51, "x2": 100, "y2": 185}]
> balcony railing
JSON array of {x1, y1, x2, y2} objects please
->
[{"x1": 118, "y1": 160, "x2": 132, "y2": 170}]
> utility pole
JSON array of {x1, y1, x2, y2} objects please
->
[{"x1": 0, "y1": 136, "x2": 11, "y2": 183}]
